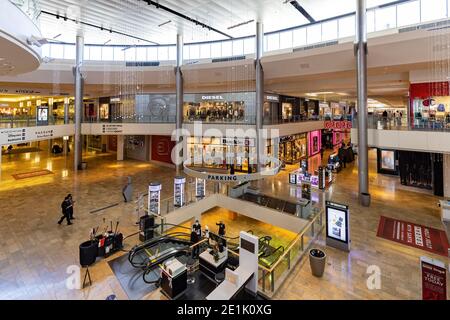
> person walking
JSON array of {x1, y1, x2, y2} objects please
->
[
  {"x1": 66, "y1": 194, "x2": 75, "y2": 220},
  {"x1": 57, "y1": 195, "x2": 72, "y2": 225}
]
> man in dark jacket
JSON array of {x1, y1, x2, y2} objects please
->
[
  {"x1": 216, "y1": 221, "x2": 226, "y2": 237},
  {"x1": 190, "y1": 230, "x2": 199, "y2": 258},
  {"x1": 67, "y1": 194, "x2": 75, "y2": 220},
  {"x1": 57, "y1": 196, "x2": 72, "y2": 225}
]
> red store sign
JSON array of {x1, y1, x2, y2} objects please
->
[
  {"x1": 324, "y1": 120, "x2": 352, "y2": 130},
  {"x1": 421, "y1": 257, "x2": 447, "y2": 300}
]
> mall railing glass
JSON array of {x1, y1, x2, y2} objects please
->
[
  {"x1": 41, "y1": 0, "x2": 450, "y2": 63},
  {"x1": 0, "y1": 115, "x2": 68, "y2": 128},
  {"x1": 352, "y1": 113, "x2": 450, "y2": 131}
]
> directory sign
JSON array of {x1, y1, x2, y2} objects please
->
[
  {"x1": 36, "y1": 106, "x2": 49, "y2": 126},
  {"x1": 326, "y1": 201, "x2": 350, "y2": 251}
]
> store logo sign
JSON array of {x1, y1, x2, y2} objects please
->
[
  {"x1": 156, "y1": 140, "x2": 169, "y2": 156},
  {"x1": 201, "y1": 95, "x2": 224, "y2": 100}
]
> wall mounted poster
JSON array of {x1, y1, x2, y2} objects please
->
[
  {"x1": 421, "y1": 257, "x2": 447, "y2": 300},
  {"x1": 381, "y1": 150, "x2": 395, "y2": 170},
  {"x1": 36, "y1": 106, "x2": 49, "y2": 126}
]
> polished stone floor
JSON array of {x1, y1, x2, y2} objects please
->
[{"x1": 0, "y1": 142, "x2": 448, "y2": 300}]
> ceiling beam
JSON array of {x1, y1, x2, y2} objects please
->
[
  {"x1": 40, "y1": 10, "x2": 160, "y2": 44},
  {"x1": 289, "y1": 1, "x2": 315, "y2": 23},
  {"x1": 141, "y1": 0, "x2": 233, "y2": 39}
]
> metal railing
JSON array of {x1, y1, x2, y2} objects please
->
[
  {"x1": 0, "y1": 115, "x2": 69, "y2": 128},
  {"x1": 41, "y1": 0, "x2": 448, "y2": 62},
  {"x1": 225, "y1": 207, "x2": 325, "y2": 298},
  {"x1": 352, "y1": 113, "x2": 450, "y2": 131}
]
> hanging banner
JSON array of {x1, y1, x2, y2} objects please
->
[{"x1": 421, "y1": 257, "x2": 447, "y2": 300}]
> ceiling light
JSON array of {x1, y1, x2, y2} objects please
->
[
  {"x1": 227, "y1": 19, "x2": 255, "y2": 30},
  {"x1": 158, "y1": 20, "x2": 172, "y2": 27}
]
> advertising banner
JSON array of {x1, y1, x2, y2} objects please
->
[
  {"x1": 36, "y1": 106, "x2": 49, "y2": 126},
  {"x1": 377, "y1": 216, "x2": 449, "y2": 257},
  {"x1": 421, "y1": 257, "x2": 447, "y2": 300}
]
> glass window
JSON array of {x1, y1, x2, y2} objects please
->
[
  {"x1": 158, "y1": 46, "x2": 169, "y2": 61},
  {"x1": 322, "y1": 20, "x2": 338, "y2": 41},
  {"x1": 64, "y1": 45, "x2": 76, "y2": 59},
  {"x1": 189, "y1": 45, "x2": 200, "y2": 59},
  {"x1": 293, "y1": 28, "x2": 307, "y2": 47},
  {"x1": 375, "y1": 6, "x2": 396, "y2": 31},
  {"x1": 136, "y1": 47, "x2": 147, "y2": 61},
  {"x1": 338, "y1": 16, "x2": 355, "y2": 38},
  {"x1": 267, "y1": 33, "x2": 280, "y2": 51},
  {"x1": 421, "y1": 0, "x2": 447, "y2": 22},
  {"x1": 307, "y1": 24, "x2": 322, "y2": 44},
  {"x1": 41, "y1": 44, "x2": 50, "y2": 57},
  {"x1": 83, "y1": 46, "x2": 90, "y2": 60},
  {"x1": 232, "y1": 39, "x2": 244, "y2": 56},
  {"x1": 222, "y1": 41, "x2": 232, "y2": 57},
  {"x1": 147, "y1": 47, "x2": 157, "y2": 60},
  {"x1": 89, "y1": 46, "x2": 102, "y2": 60},
  {"x1": 184, "y1": 45, "x2": 190, "y2": 60},
  {"x1": 200, "y1": 44, "x2": 211, "y2": 59},
  {"x1": 367, "y1": 10, "x2": 375, "y2": 33},
  {"x1": 102, "y1": 46, "x2": 113, "y2": 60},
  {"x1": 114, "y1": 47, "x2": 125, "y2": 61},
  {"x1": 263, "y1": 36, "x2": 268, "y2": 52},
  {"x1": 279, "y1": 31, "x2": 293, "y2": 49},
  {"x1": 243, "y1": 37, "x2": 255, "y2": 54},
  {"x1": 168, "y1": 46, "x2": 177, "y2": 60},
  {"x1": 211, "y1": 42, "x2": 221, "y2": 58},
  {"x1": 51, "y1": 44, "x2": 64, "y2": 59},
  {"x1": 397, "y1": 1, "x2": 420, "y2": 27},
  {"x1": 124, "y1": 47, "x2": 136, "y2": 61}
]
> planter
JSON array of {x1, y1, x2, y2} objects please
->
[{"x1": 309, "y1": 248, "x2": 326, "y2": 277}]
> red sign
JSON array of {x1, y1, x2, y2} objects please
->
[
  {"x1": 324, "y1": 120, "x2": 352, "y2": 130},
  {"x1": 377, "y1": 216, "x2": 450, "y2": 257},
  {"x1": 151, "y1": 135, "x2": 175, "y2": 164},
  {"x1": 421, "y1": 258, "x2": 447, "y2": 300}
]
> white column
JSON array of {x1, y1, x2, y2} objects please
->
[
  {"x1": 117, "y1": 135, "x2": 124, "y2": 161},
  {"x1": 74, "y1": 34, "x2": 84, "y2": 171},
  {"x1": 444, "y1": 154, "x2": 450, "y2": 198},
  {"x1": 255, "y1": 22, "x2": 264, "y2": 172},
  {"x1": 175, "y1": 34, "x2": 184, "y2": 175}
]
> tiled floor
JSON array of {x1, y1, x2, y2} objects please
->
[{"x1": 0, "y1": 143, "x2": 448, "y2": 300}]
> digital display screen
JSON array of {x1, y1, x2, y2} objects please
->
[
  {"x1": 240, "y1": 238, "x2": 255, "y2": 253},
  {"x1": 381, "y1": 150, "x2": 395, "y2": 171},
  {"x1": 36, "y1": 106, "x2": 49, "y2": 125},
  {"x1": 326, "y1": 205, "x2": 348, "y2": 243}
]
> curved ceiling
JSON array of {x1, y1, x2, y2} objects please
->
[{"x1": 37, "y1": 0, "x2": 400, "y2": 45}]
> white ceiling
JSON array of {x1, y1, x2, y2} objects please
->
[{"x1": 36, "y1": 0, "x2": 398, "y2": 45}]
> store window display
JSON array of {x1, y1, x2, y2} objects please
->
[
  {"x1": 186, "y1": 136, "x2": 256, "y2": 173},
  {"x1": 277, "y1": 134, "x2": 307, "y2": 164},
  {"x1": 183, "y1": 92, "x2": 256, "y2": 124}
]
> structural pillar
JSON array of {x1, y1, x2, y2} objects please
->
[
  {"x1": 117, "y1": 135, "x2": 124, "y2": 161},
  {"x1": 74, "y1": 34, "x2": 84, "y2": 171},
  {"x1": 255, "y1": 22, "x2": 264, "y2": 172},
  {"x1": 355, "y1": 0, "x2": 371, "y2": 206},
  {"x1": 63, "y1": 97, "x2": 69, "y2": 156},
  {"x1": 175, "y1": 34, "x2": 184, "y2": 175}
]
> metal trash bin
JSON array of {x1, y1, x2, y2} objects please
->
[
  {"x1": 80, "y1": 162, "x2": 87, "y2": 170},
  {"x1": 309, "y1": 248, "x2": 326, "y2": 277}
]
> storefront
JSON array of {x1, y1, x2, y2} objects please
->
[
  {"x1": 308, "y1": 130, "x2": 322, "y2": 156},
  {"x1": 186, "y1": 136, "x2": 257, "y2": 173},
  {"x1": 183, "y1": 92, "x2": 256, "y2": 124},
  {"x1": 304, "y1": 99, "x2": 319, "y2": 120},
  {"x1": 277, "y1": 133, "x2": 308, "y2": 165},
  {"x1": 125, "y1": 135, "x2": 149, "y2": 161},
  {"x1": 263, "y1": 93, "x2": 280, "y2": 124},
  {"x1": 410, "y1": 82, "x2": 450, "y2": 129},
  {"x1": 151, "y1": 135, "x2": 176, "y2": 165}
]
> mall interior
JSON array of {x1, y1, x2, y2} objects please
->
[{"x1": 0, "y1": 0, "x2": 449, "y2": 301}]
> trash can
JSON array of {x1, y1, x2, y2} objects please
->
[
  {"x1": 309, "y1": 248, "x2": 326, "y2": 277},
  {"x1": 79, "y1": 240, "x2": 98, "y2": 267},
  {"x1": 360, "y1": 192, "x2": 371, "y2": 207},
  {"x1": 80, "y1": 162, "x2": 87, "y2": 170}
]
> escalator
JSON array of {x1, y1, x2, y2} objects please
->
[
  {"x1": 128, "y1": 233, "x2": 191, "y2": 268},
  {"x1": 142, "y1": 247, "x2": 190, "y2": 284}
]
